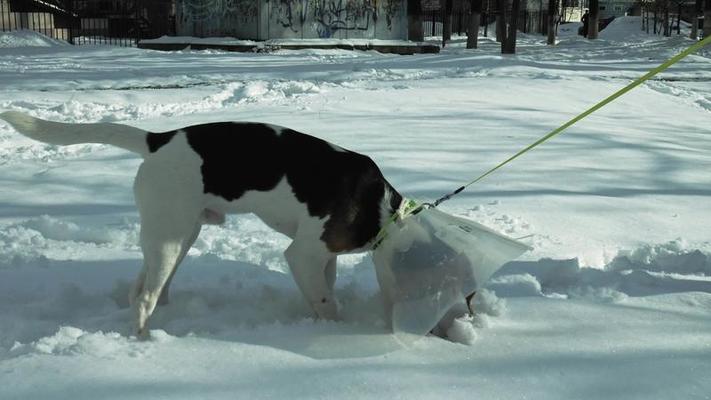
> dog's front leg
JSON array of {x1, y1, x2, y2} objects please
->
[{"x1": 284, "y1": 241, "x2": 339, "y2": 320}]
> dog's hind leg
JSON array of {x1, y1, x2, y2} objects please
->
[
  {"x1": 131, "y1": 161, "x2": 203, "y2": 338},
  {"x1": 132, "y1": 208, "x2": 201, "y2": 338},
  {"x1": 156, "y1": 222, "x2": 202, "y2": 306},
  {"x1": 157, "y1": 209, "x2": 225, "y2": 305},
  {"x1": 284, "y1": 238, "x2": 339, "y2": 320}
]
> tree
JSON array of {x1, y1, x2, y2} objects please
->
[
  {"x1": 408, "y1": 0, "x2": 425, "y2": 41},
  {"x1": 663, "y1": 0, "x2": 670, "y2": 36},
  {"x1": 705, "y1": 0, "x2": 711, "y2": 38},
  {"x1": 467, "y1": 0, "x2": 483, "y2": 48},
  {"x1": 442, "y1": 0, "x2": 454, "y2": 46},
  {"x1": 496, "y1": 0, "x2": 506, "y2": 42},
  {"x1": 547, "y1": 0, "x2": 557, "y2": 45},
  {"x1": 502, "y1": 0, "x2": 521, "y2": 53},
  {"x1": 588, "y1": 0, "x2": 599, "y2": 39},
  {"x1": 689, "y1": 0, "x2": 698, "y2": 39}
]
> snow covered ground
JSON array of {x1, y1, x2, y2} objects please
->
[{"x1": 1, "y1": 17, "x2": 710, "y2": 399}]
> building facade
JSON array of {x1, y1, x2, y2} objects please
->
[{"x1": 176, "y1": 0, "x2": 408, "y2": 40}]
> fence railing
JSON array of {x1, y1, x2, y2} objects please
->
[
  {"x1": 0, "y1": 0, "x2": 175, "y2": 47},
  {"x1": 422, "y1": 8, "x2": 549, "y2": 38}
]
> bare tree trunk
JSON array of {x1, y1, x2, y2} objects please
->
[
  {"x1": 690, "y1": 0, "x2": 698, "y2": 39},
  {"x1": 496, "y1": 0, "x2": 506, "y2": 42},
  {"x1": 588, "y1": 0, "x2": 599, "y2": 39},
  {"x1": 705, "y1": 0, "x2": 711, "y2": 38},
  {"x1": 547, "y1": 0, "x2": 557, "y2": 45},
  {"x1": 467, "y1": 0, "x2": 483, "y2": 48},
  {"x1": 653, "y1": 8, "x2": 658, "y2": 34},
  {"x1": 483, "y1": 0, "x2": 490, "y2": 37},
  {"x1": 502, "y1": 0, "x2": 520, "y2": 53},
  {"x1": 408, "y1": 0, "x2": 424, "y2": 42},
  {"x1": 442, "y1": 0, "x2": 453, "y2": 46},
  {"x1": 663, "y1": 0, "x2": 670, "y2": 36}
]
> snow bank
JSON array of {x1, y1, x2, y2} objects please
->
[
  {"x1": 140, "y1": 35, "x2": 256, "y2": 46},
  {"x1": 0, "y1": 30, "x2": 68, "y2": 48},
  {"x1": 608, "y1": 239, "x2": 711, "y2": 275},
  {"x1": 2, "y1": 81, "x2": 325, "y2": 123}
]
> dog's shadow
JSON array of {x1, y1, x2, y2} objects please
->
[
  {"x1": 0, "y1": 255, "x2": 406, "y2": 360},
  {"x1": 150, "y1": 256, "x2": 407, "y2": 359}
]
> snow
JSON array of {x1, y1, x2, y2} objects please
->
[
  {"x1": 140, "y1": 36, "x2": 427, "y2": 47},
  {"x1": 0, "y1": 30, "x2": 68, "y2": 48},
  {"x1": 1, "y1": 22, "x2": 710, "y2": 399}
]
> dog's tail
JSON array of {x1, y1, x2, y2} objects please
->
[{"x1": 0, "y1": 111, "x2": 151, "y2": 157}]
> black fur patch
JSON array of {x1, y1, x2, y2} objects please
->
[
  {"x1": 146, "y1": 131, "x2": 177, "y2": 153},
  {"x1": 177, "y1": 122, "x2": 401, "y2": 252}
]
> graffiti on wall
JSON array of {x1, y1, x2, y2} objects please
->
[
  {"x1": 313, "y1": 0, "x2": 377, "y2": 38},
  {"x1": 272, "y1": 0, "x2": 310, "y2": 33},
  {"x1": 180, "y1": 0, "x2": 258, "y2": 22},
  {"x1": 271, "y1": 0, "x2": 402, "y2": 38},
  {"x1": 176, "y1": 0, "x2": 405, "y2": 39}
]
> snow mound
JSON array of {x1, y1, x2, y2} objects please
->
[
  {"x1": 493, "y1": 242, "x2": 711, "y2": 301},
  {"x1": 10, "y1": 326, "x2": 148, "y2": 357},
  {"x1": 445, "y1": 314, "x2": 477, "y2": 345},
  {"x1": 0, "y1": 30, "x2": 68, "y2": 48},
  {"x1": 608, "y1": 239, "x2": 711, "y2": 275},
  {"x1": 21, "y1": 215, "x2": 132, "y2": 245},
  {"x1": 0, "y1": 217, "x2": 139, "y2": 268},
  {"x1": 599, "y1": 16, "x2": 648, "y2": 41},
  {"x1": 2, "y1": 81, "x2": 324, "y2": 123},
  {"x1": 488, "y1": 273, "x2": 543, "y2": 297}
]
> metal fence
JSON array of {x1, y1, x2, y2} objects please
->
[
  {"x1": 422, "y1": 8, "x2": 548, "y2": 38},
  {"x1": 0, "y1": 0, "x2": 175, "y2": 46}
]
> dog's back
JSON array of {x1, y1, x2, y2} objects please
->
[{"x1": 145, "y1": 121, "x2": 402, "y2": 252}]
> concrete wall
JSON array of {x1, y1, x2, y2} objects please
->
[{"x1": 176, "y1": 0, "x2": 407, "y2": 40}]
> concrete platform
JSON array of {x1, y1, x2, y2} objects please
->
[{"x1": 138, "y1": 37, "x2": 440, "y2": 55}]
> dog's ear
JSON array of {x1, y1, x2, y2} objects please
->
[{"x1": 465, "y1": 291, "x2": 476, "y2": 315}]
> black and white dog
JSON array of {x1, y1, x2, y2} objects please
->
[{"x1": 1, "y1": 111, "x2": 407, "y2": 337}]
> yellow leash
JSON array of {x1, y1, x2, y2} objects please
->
[
  {"x1": 374, "y1": 35, "x2": 711, "y2": 248},
  {"x1": 432, "y1": 34, "x2": 711, "y2": 207}
]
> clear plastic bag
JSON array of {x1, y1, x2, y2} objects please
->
[{"x1": 373, "y1": 206, "x2": 530, "y2": 338}]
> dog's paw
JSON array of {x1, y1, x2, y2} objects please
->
[
  {"x1": 313, "y1": 297, "x2": 340, "y2": 321},
  {"x1": 133, "y1": 324, "x2": 152, "y2": 341}
]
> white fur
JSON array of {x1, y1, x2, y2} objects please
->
[
  {"x1": 0, "y1": 111, "x2": 150, "y2": 155},
  {"x1": 1, "y1": 114, "x2": 385, "y2": 337}
]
